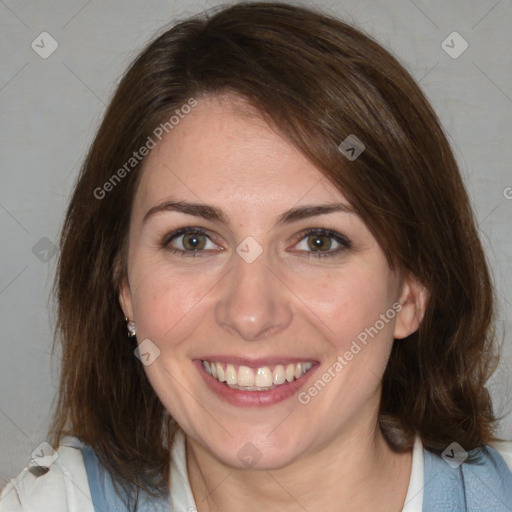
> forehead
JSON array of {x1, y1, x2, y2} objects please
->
[{"x1": 133, "y1": 94, "x2": 349, "y2": 215}]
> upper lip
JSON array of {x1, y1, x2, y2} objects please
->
[{"x1": 197, "y1": 355, "x2": 318, "y2": 367}]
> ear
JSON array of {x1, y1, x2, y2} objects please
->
[
  {"x1": 113, "y1": 248, "x2": 134, "y2": 320},
  {"x1": 394, "y1": 274, "x2": 428, "y2": 339},
  {"x1": 119, "y1": 276, "x2": 134, "y2": 320}
]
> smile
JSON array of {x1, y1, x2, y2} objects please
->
[{"x1": 202, "y1": 360, "x2": 314, "y2": 391}]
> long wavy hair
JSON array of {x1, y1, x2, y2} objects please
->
[{"x1": 48, "y1": 1, "x2": 500, "y2": 507}]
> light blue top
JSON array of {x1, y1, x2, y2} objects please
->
[
  {"x1": 422, "y1": 444, "x2": 512, "y2": 510},
  {"x1": 74, "y1": 435, "x2": 512, "y2": 511}
]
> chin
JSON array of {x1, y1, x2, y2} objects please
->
[{"x1": 202, "y1": 429, "x2": 308, "y2": 470}]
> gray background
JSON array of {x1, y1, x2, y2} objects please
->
[{"x1": 1, "y1": 0, "x2": 511, "y2": 486}]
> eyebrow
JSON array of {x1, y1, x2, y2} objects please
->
[{"x1": 142, "y1": 200, "x2": 356, "y2": 226}]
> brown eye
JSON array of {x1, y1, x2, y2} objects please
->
[
  {"x1": 293, "y1": 228, "x2": 351, "y2": 258},
  {"x1": 307, "y1": 234, "x2": 332, "y2": 251},
  {"x1": 162, "y1": 227, "x2": 221, "y2": 257},
  {"x1": 181, "y1": 232, "x2": 206, "y2": 251}
]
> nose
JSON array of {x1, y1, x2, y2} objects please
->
[{"x1": 214, "y1": 249, "x2": 293, "y2": 341}]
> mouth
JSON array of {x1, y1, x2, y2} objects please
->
[
  {"x1": 202, "y1": 360, "x2": 314, "y2": 391},
  {"x1": 195, "y1": 357, "x2": 318, "y2": 407}
]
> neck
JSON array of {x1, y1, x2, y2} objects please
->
[{"x1": 185, "y1": 423, "x2": 412, "y2": 512}]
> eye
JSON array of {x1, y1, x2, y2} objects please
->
[
  {"x1": 162, "y1": 227, "x2": 221, "y2": 256},
  {"x1": 293, "y1": 228, "x2": 351, "y2": 257}
]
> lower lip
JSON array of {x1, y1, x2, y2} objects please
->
[{"x1": 194, "y1": 360, "x2": 318, "y2": 407}]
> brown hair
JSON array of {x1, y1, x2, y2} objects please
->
[{"x1": 48, "y1": 1, "x2": 500, "y2": 506}]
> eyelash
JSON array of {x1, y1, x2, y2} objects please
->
[{"x1": 160, "y1": 226, "x2": 351, "y2": 258}]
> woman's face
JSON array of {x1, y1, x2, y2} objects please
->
[{"x1": 120, "y1": 94, "x2": 424, "y2": 469}]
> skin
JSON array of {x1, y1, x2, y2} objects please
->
[{"x1": 119, "y1": 93, "x2": 428, "y2": 511}]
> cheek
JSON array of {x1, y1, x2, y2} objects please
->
[
  {"x1": 289, "y1": 263, "x2": 396, "y2": 349},
  {"x1": 128, "y1": 258, "x2": 215, "y2": 343}
]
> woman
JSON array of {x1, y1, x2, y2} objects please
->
[{"x1": 2, "y1": 2, "x2": 511, "y2": 511}]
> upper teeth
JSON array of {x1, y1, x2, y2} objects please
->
[{"x1": 203, "y1": 361, "x2": 313, "y2": 389}]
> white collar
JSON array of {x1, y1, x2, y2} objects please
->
[
  {"x1": 402, "y1": 435, "x2": 424, "y2": 511},
  {"x1": 169, "y1": 430, "x2": 424, "y2": 511},
  {"x1": 169, "y1": 429, "x2": 197, "y2": 511}
]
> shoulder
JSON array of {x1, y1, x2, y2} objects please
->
[
  {"x1": 0, "y1": 436, "x2": 94, "y2": 512},
  {"x1": 1, "y1": 436, "x2": 174, "y2": 512},
  {"x1": 489, "y1": 439, "x2": 512, "y2": 472},
  {"x1": 423, "y1": 440, "x2": 512, "y2": 511}
]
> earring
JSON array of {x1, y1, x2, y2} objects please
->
[{"x1": 125, "y1": 317, "x2": 136, "y2": 337}]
